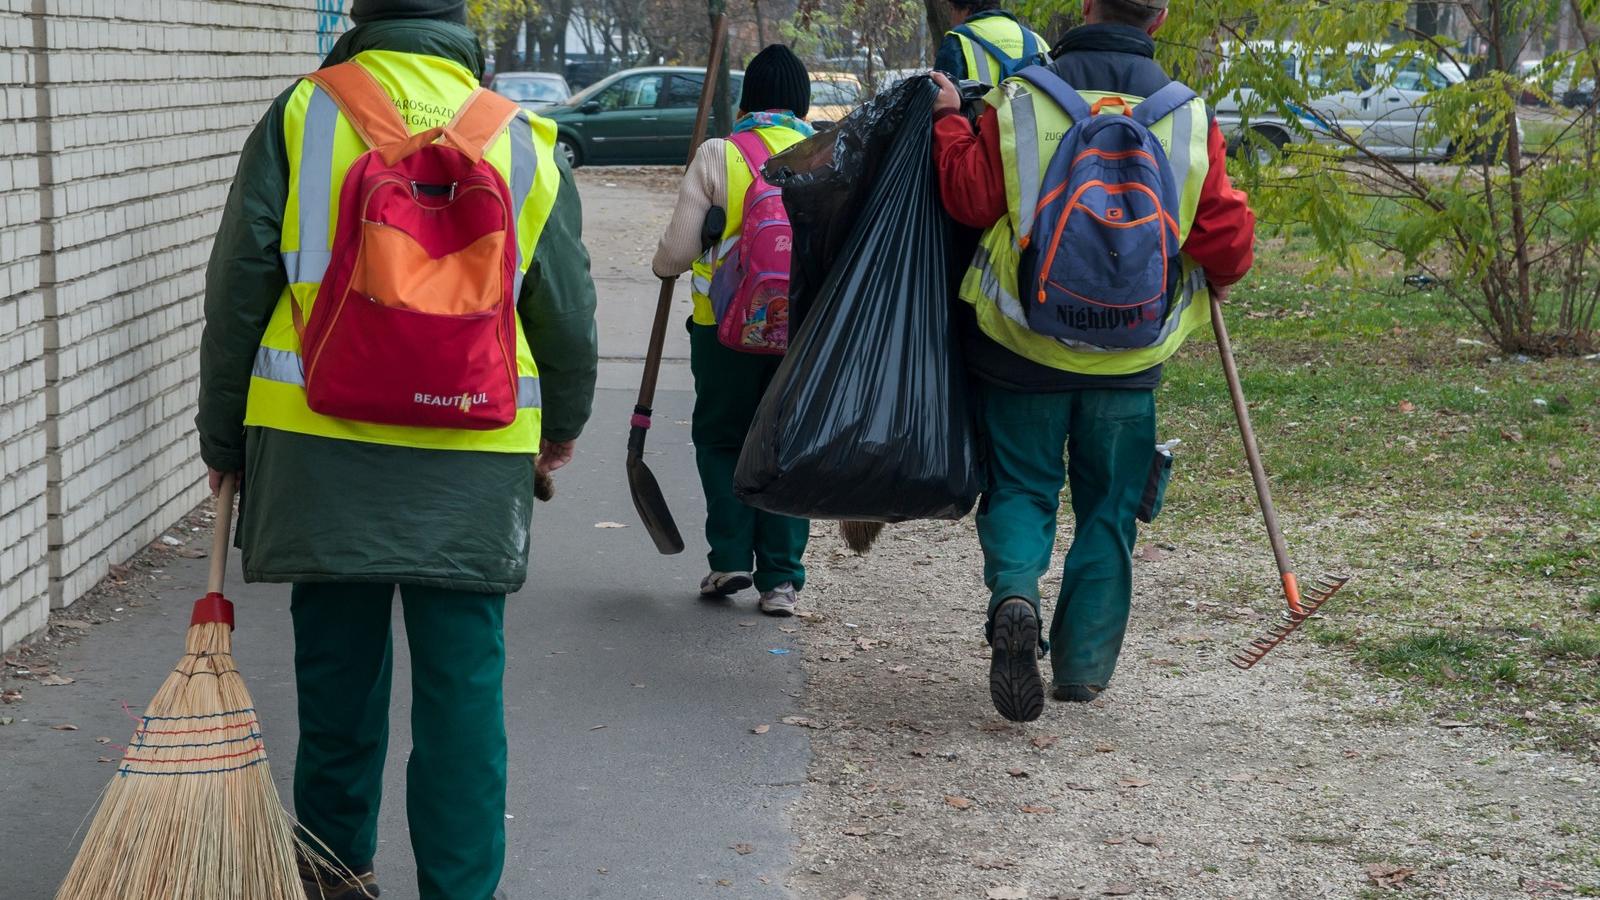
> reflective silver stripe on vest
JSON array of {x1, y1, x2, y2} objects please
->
[
  {"x1": 1167, "y1": 100, "x2": 1194, "y2": 218},
  {"x1": 253, "y1": 346, "x2": 305, "y2": 385},
  {"x1": 969, "y1": 245, "x2": 1207, "y2": 355},
  {"x1": 254, "y1": 347, "x2": 542, "y2": 409},
  {"x1": 285, "y1": 87, "x2": 339, "y2": 284},
  {"x1": 510, "y1": 113, "x2": 538, "y2": 302},
  {"x1": 1009, "y1": 86, "x2": 1043, "y2": 238},
  {"x1": 968, "y1": 37, "x2": 993, "y2": 85},
  {"x1": 517, "y1": 376, "x2": 541, "y2": 408},
  {"x1": 692, "y1": 235, "x2": 740, "y2": 297}
]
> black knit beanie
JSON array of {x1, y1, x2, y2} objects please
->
[
  {"x1": 739, "y1": 44, "x2": 811, "y2": 118},
  {"x1": 350, "y1": 0, "x2": 467, "y2": 24}
]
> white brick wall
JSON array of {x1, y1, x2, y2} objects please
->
[{"x1": 1, "y1": 0, "x2": 341, "y2": 649}]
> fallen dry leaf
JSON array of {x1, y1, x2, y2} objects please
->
[
  {"x1": 0, "y1": 690, "x2": 19, "y2": 704},
  {"x1": 1102, "y1": 884, "x2": 1137, "y2": 896},
  {"x1": 1133, "y1": 834, "x2": 1162, "y2": 847},
  {"x1": 1031, "y1": 735, "x2": 1060, "y2": 750},
  {"x1": 1092, "y1": 741, "x2": 1116, "y2": 753},
  {"x1": 781, "y1": 715, "x2": 825, "y2": 730},
  {"x1": 55, "y1": 619, "x2": 92, "y2": 630},
  {"x1": 910, "y1": 747, "x2": 931, "y2": 758},
  {"x1": 716, "y1": 879, "x2": 732, "y2": 887},
  {"x1": 987, "y1": 887, "x2": 1028, "y2": 900},
  {"x1": 1501, "y1": 427, "x2": 1524, "y2": 443},
  {"x1": 1117, "y1": 777, "x2": 1152, "y2": 789},
  {"x1": 1398, "y1": 400, "x2": 1416, "y2": 414},
  {"x1": 971, "y1": 855, "x2": 1016, "y2": 870},
  {"x1": 1006, "y1": 767, "x2": 1029, "y2": 778},
  {"x1": 39, "y1": 674, "x2": 74, "y2": 686},
  {"x1": 1365, "y1": 863, "x2": 1416, "y2": 888},
  {"x1": 751, "y1": 724, "x2": 770, "y2": 735},
  {"x1": 1148, "y1": 657, "x2": 1178, "y2": 667},
  {"x1": 52, "y1": 723, "x2": 79, "y2": 731},
  {"x1": 97, "y1": 756, "x2": 113, "y2": 763},
  {"x1": 1103, "y1": 835, "x2": 1128, "y2": 845},
  {"x1": 841, "y1": 824, "x2": 870, "y2": 837},
  {"x1": 731, "y1": 843, "x2": 754, "y2": 855},
  {"x1": 1136, "y1": 544, "x2": 1169, "y2": 562},
  {"x1": 944, "y1": 795, "x2": 975, "y2": 810},
  {"x1": 1548, "y1": 454, "x2": 1565, "y2": 470},
  {"x1": 1224, "y1": 773, "x2": 1255, "y2": 783},
  {"x1": 1020, "y1": 804, "x2": 1054, "y2": 814},
  {"x1": 1065, "y1": 782, "x2": 1096, "y2": 792}
]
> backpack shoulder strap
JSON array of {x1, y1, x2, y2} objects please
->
[
  {"x1": 442, "y1": 88, "x2": 523, "y2": 164},
  {"x1": 726, "y1": 130, "x2": 773, "y2": 181},
  {"x1": 954, "y1": 25, "x2": 1009, "y2": 65},
  {"x1": 1018, "y1": 27, "x2": 1038, "y2": 63},
  {"x1": 1131, "y1": 81, "x2": 1199, "y2": 128},
  {"x1": 305, "y1": 62, "x2": 410, "y2": 150},
  {"x1": 1015, "y1": 65, "x2": 1093, "y2": 124}
]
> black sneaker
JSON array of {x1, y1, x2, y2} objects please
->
[
  {"x1": 988, "y1": 598, "x2": 1044, "y2": 723},
  {"x1": 1052, "y1": 683, "x2": 1104, "y2": 703},
  {"x1": 299, "y1": 855, "x2": 380, "y2": 900}
]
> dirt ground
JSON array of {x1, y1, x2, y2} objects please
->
[
  {"x1": 784, "y1": 517, "x2": 1598, "y2": 899},
  {"x1": 574, "y1": 165, "x2": 1598, "y2": 899}
]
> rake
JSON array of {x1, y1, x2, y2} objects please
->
[{"x1": 1210, "y1": 294, "x2": 1350, "y2": 669}]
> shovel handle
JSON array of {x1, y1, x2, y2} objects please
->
[
  {"x1": 207, "y1": 473, "x2": 237, "y2": 596},
  {"x1": 636, "y1": 277, "x2": 676, "y2": 411},
  {"x1": 1210, "y1": 295, "x2": 1301, "y2": 612}
]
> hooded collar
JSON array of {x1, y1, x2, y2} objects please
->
[
  {"x1": 321, "y1": 18, "x2": 485, "y2": 79},
  {"x1": 1052, "y1": 23, "x2": 1157, "y2": 59}
]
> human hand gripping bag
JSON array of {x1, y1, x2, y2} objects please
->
[{"x1": 732, "y1": 76, "x2": 981, "y2": 522}]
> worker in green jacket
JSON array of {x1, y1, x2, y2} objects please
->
[{"x1": 195, "y1": 2, "x2": 598, "y2": 897}]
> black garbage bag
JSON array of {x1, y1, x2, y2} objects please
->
[{"x1": 732, "y1": 76, "x2": 981, "y2": 523}]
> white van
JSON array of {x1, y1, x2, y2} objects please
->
[{"x1": 1212, "y1": 43, "x2": 1471, "y2": 161}]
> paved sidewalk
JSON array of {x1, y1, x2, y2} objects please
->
[{"x1": 0, "y1": 389, "x2": 808, "y2": 900}]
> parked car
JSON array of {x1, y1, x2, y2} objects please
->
[
  {"x1": 490, "y1": 71, "x2": 572, "y2": 111},
  {"x1": 1215, "y1": 43, "x2": 1509, "y2": 162},
  {"x1": 545, "y1": 67, "x2": 749, "y2": 167},
  {"x1": 809, "y1": 73, "x2": 864, "y2": 127}
]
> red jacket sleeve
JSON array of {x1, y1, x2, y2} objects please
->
[
  {"x1": 933, "y1": 107, "x2": 1008, "y2": 230},
  {"x1": 1181, "y1": 122, "x2": 1256, "y2": 287}
]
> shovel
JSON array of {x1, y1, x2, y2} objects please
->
[
  {"x1": 625, "y1": 12, "x2": 728, "y2": 555},
  {"x1": 627, "y1": 276, "x2": 686, "y2": 555},
  {"x1": 1211, "y1": 294, "x2": 1350, "y2": 669}
]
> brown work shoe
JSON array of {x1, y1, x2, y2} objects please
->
[{"x1": 299, "y1": 853, "x2": 380, "y2": 899}]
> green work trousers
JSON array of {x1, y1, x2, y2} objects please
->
[
  {"x1": 975, "y1": 384, "x2": 1156, "y2": 689},
  {"x1": 290, "y1": 583, "x2": 506, "y2": 900},
  {"x1": 688, "y1": 322, "x2": 809, "y2": 591}
]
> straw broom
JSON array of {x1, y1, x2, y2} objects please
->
[{"x1": 57, "y1": 474, "x2": 305, "y2": 900}]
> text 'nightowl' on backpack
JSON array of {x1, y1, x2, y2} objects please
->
[
  {"x1": 294, "y1": 62, "x2": 525, "y2": 429},
  {"x1": 707, "y1": 130, "x2": 793, "y2": 354},
  {"x1": 1015, "y1": 67, "x2": 1197, "y2": 350}
]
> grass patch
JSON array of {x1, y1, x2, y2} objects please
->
[{"x1": 1152, "y1": 234, "x2": 1600, "y2": 757}]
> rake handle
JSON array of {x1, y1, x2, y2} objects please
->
[
  {"x1": 207, "y1": 473, "x2": 237, "y2": 596},
  {"x1": 1210, "y1": 295, "x2": 1301, "y2": 610}
]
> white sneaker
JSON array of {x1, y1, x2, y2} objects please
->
[
  {"x1": 758, "y1": 583, "x2": 798, "y2": 617},
  {"x1": 700, "y1": 571, "x2": 754, "y2": 597}
]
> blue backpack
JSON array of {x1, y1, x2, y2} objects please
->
[
  {"x1": 953, "y1": 24, "x2": 1047, "y2": 83},
  {"x1": 1015, "y1": 66, "x2": 1197, "y2": 349}
]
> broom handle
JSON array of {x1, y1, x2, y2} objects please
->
[
  {"x1": 207, "y1": 474, "x2": 237, "y2": 595},
  {"x1": 1210, "y1": 295, "x2": 1302, "y2": 611}
]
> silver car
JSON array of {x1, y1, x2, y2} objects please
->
[{"x1": 1214, "y1": 44, "x2": 1464, "y2": 161}]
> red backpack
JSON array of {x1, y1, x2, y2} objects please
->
[
  {"x1": 707, "y1": 130, "x2": 793, "y2": 354},
  {"x1": 294, "y1": 63, "x2": 524, "y2": 429}
]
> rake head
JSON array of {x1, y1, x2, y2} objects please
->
[{"x1": 1230, "y1": 573, "x2": 1350, "y2": 670}]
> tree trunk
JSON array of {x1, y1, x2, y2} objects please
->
[
  {"x1": 924, "y1": 0, "x2": 950, "y2": 53},
  {"x1": 1415, "y1": 1, "x2": 1442, "y2": 37}
]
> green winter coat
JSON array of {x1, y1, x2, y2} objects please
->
[{"x1": 195, "y1": 20, "x2": 598, "y2": 594}]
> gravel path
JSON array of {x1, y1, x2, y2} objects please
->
[{"x1": 783, "y1": 517, "x2": 1598, "y2": 899}]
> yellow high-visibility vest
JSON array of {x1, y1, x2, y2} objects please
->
[
  {"x1": 245, "y1": 50, "x2": 560, "y2": 453},
  {"x1": 949, "y1": 16, "x2": 1051, "y2": 84},
  {"x1": 960, "y1": 78, "x2": 1213, "y2": 375},
  {"x1": 688, "y1": 126, "x2": 807, "y2": 326}
]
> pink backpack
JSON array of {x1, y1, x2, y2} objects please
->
[{"x1": 708, "y1": 130, "x2": 793, "y2": 354}]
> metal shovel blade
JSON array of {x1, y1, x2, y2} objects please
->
[{"x1": 627, "y1": 425, "x2": 684, "y2": 555}]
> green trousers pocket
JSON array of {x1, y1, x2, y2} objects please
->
[{"x1": 1136, "y1": 441, "x2": 1175, "y2": 524}]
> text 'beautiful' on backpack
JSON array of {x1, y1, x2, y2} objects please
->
[
  {"x1": 1015, "y1": 67, "x2": 1196, "y2": 350},
  {"x1": 295, "y1": 62, "x2": 525, "y2": 429}
]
